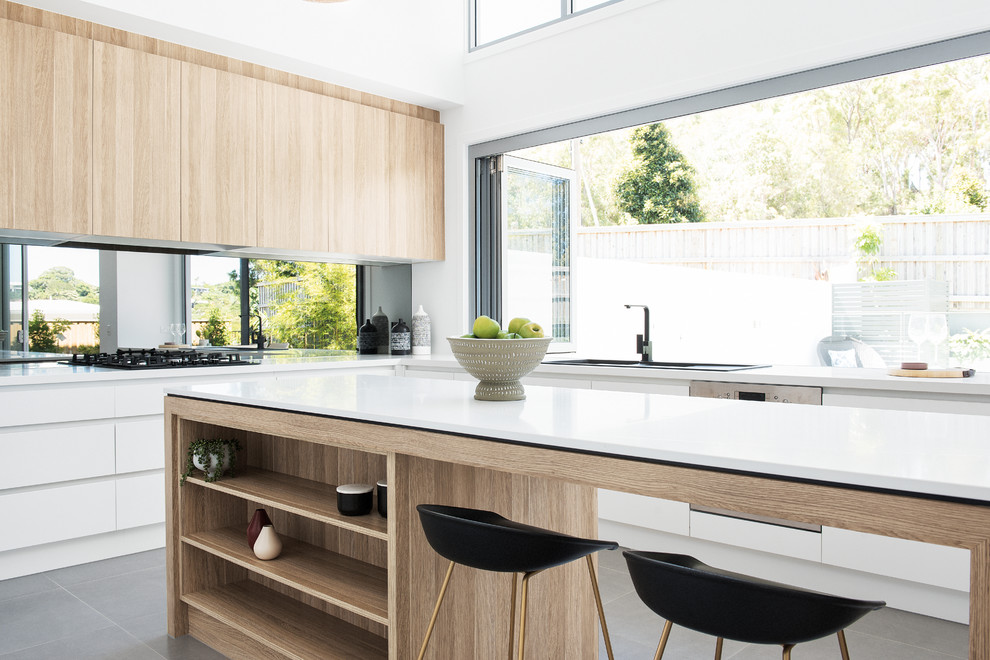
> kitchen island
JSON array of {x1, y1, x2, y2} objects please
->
[{"x1": 164, "y1": 374, "x2": 990, "y2": 659}]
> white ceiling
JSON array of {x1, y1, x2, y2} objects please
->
[{"x1": 17, "y1": 0, "x2": 466, "y2": 109}]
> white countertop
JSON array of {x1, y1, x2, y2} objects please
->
[
  {"x1": 167, "y1": 374, "x2": 990, "y2": 504},
  {"x1": 0, "y1": 350, "x2": 67, "y2": 363},
  {"x1": 0, "y1": 354, "x2": 401, "y2": 386},
  {"x1": 1, "y1": 349, "x2": 988, "y2": 399},
  {"x1": 534, "y1": 358, "x2": 990, "y2": 396}
]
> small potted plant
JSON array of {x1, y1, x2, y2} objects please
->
[{"x1": 180, "y1": 438, "x2": 241, "y2": 484}]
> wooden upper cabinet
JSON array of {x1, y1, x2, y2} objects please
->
[
  {"x1": 330, "y1": 102, "x2": 390, "y2": 257},
  {"x1": 93, "y1": 42, "x2": 180, "y2": 241},
  {"x1": 0, "y1": 19, "x2": 91, "y2": 235},
  {"x1": 180, "y1": 62, "x2": 258, "y2": 246},
  {"x1": 257, "y1": 82, "x2": 331, "y2": 252},
  {"x1": 388, "y1": 113, "x2": 444, "y2": 261}
]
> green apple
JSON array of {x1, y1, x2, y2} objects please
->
[
  {"x1": 506, "y1": 333, "x2": 522, "y2": 339},
  {"x1": 460, "y1": 333, "x2": 475, "y2": 338},
  {"x1": 507, "y1": 317, "x2": 530, "y2": 335},
  {"x1": 518, "y1": 322, "x2": 545, "y2": 338},
  {"x1": 472, "y1": 315, "x2": 500, "y2": 339},
  {"x1": 496, "y1": 331, "x2": 510, "y2": 339}
]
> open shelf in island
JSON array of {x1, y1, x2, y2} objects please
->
[
  {"x1": 183, "y1": 468, "x2": 388, "y2": 540},
  {"x1": 183, "y1": 526, "x2": 389, "y2": 625},
  {"x1": 183, "y1": 580, "x2": 388, "y2": 660}
]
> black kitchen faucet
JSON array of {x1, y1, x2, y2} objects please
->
[
  {"x1": 625, "y1": 304, "x2": 652, "y2": 362},
  {"x1": 241, "y1": 313, "x2": 266, "y2": 349}
]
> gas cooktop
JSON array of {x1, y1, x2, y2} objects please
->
[{"x1": 63, "y1": 348, "x2": 255, "y2": 370}]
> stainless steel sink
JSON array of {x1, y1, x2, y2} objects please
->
[{"x1": 543, "y1": 358, "x2": 768, "y2": 372}]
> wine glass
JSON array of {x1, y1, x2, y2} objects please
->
[
  {"x1": 168, "y1": 323, "x2": 179, "y2": 345},
  {"x1": 907, "y1": 313, "x2": 927, "y2": 361},
  {"x1": 925, "y1": 313, "x2": 948, "y2": 366},
  {"x1": 175, "y1": 323, "x2": 187, "y2": 346}
]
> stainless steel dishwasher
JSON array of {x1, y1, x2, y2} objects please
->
[
  {"x1": 688, "y1": 380, "x2": 823, "y2": 531},
  {"x1": 689, "y1": 380, "x2": 822, "y2": 405}
]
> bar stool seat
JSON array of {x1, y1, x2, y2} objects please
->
[
  {"x1": 623, "y1": 550, "x2": 885, "y2": 659},
  {"x1": 416, "y1": 504, "x2": 617, "y2": 660}
]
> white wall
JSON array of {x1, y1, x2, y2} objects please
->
[
  {"x1": 99, "y1": 251, "x2": 184, "y2": 351},
  {"x1": 415, "y1": 0, "x2": 990, "y2": 353},
  {"x1": 19, "y1": 0, "x2": 465, "y2": 109},
  {"x1": 505, "y1": 252, "x2": 831, "y2": 365}
]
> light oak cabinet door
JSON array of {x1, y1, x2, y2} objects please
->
[
  {"x1": 388, "y1": 113, "x2": 444, "y2": 261},
  {"x1": 93, "y1": 42, "x2": 180, "y2": 241},
  {"x1": 257, "y1": 82, "x2": 331, "y2": 251},
  {"x1": 0, "y1": 19, "x2": 91, "y2": 234},
  {"x1": 181, "y1": 62, "x2": 258, "y2": 246},
  {"x1": 330, "y1": 102, "x2": 390, "y2": 256}
]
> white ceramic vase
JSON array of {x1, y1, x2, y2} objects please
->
[
  {"x1": 412, "y1": 305, "x2": 431, "y2": 355},
  {"x1": 253, "y1": 524, "x2": 282, "y2": 560},
  {"x1": 192, "y1": 448, "x2": 232, "y2": 480}
]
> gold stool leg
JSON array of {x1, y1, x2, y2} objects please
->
[
  {"x1": 782, "y1": 643, "x2": 795, "y2": 659},
  {"x1": 585, "y1": 555, "x2": 615, "y2": 660},
  {"x1": 714, "y1": 636, "x2": 724, "y2": 660},
  {"x1": 653, "y1": 620, "x2": 673, "y2": 660},
  {"x1": 517, "y1": 571, "x2": 538, "y2": 660},
  {"x1": 417, "y1": 561, "x2": 456, "y2": 660},
  {"x1": 508, "y1": 573, "x2": 519, "y2": 660},
  {"x1": 837, "y1": 629, "x2": 851, "y2": 660}
]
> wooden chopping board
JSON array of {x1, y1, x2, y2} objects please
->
[{"x1": 888, "y1": 367, "x2": 975, "y2": 378}]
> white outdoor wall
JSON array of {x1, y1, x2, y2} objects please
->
[
  {"x1": 504, "y1": 252, "x2": 831, "y2": 365},
  {"x1": 99, "y1": 251, "x2": 184, "y2": 351},
  {"x1": 18, "y1": 0, "x2": 465, "y2": 109},
  {"x1": 414, "y1": 0, "x2": 990, "y2": 353}
]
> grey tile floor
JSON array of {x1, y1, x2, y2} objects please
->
[{"x1": 0, "y1": 547, "x2": 970, "y2": 659}]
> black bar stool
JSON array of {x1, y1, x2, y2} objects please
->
[
  {"x1": 416, "y1": 503, "x2": 618, "y2": 660},
  {"x1": 623, "y1": 550, "x2": 885, "y2": 660}
]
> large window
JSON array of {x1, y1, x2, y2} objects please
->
[
  {"x1": 471, "y1": 0, "x2": 622, "y2": 50},
  {"x1": 477, "y1": 43, "x2": 990, "y2": 369},
  {"x1": 0, "y1": 245, "x2": 100, "y2": 353},
  {"x1": 190, "y1": 256, "x2": 358, "y2": 351}
]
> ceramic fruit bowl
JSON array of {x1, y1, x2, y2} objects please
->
[{"x1": 447, "y1": 336, "x2": 553, "y2": 401}]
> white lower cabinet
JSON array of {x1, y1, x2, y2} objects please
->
[
  {"x1": 0, "y1": 481, "x2": 116, "y2": 551},
  {"x1": 598, "y1": 489, "x2": 689, "y2": 535},
  {"x1": 520, "y1": 374, "x2": 592, "y2": 389},
  {"x1": 592, "y1": 379, "x2": 689, "y2": 395},
  {"x1": 0, "y1": 385, "x2": 115, "y2": 428},
  {"x1": 690, "y1": 510, "x2": 821, "y2": 562},
  {"x1": 822, "y1": 526, "x2": 969, "y2": 591},
  {"x1": 0, "y1": 422, "x2": 115, "y2": 489},
  {"x1": 116, "y1": 472, "x2": 166, "y2": 529},
  {"x1": 115, "y1": 417, "x2": 165, "y2": 473},
  {"x1": 402, "y1": 367, "x2": 455, "y2": 380}
]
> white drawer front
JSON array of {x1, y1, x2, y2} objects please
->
[
  {"x1": 115, "y1": 381, "x2": 183, "y2": 417},
  {"x1": 690, "y1": 511, "x2": 822, "y2": 562},
  {"x1": 402, "y1": 368, "x2": 455, "y2": 380},
  {"x1": 520, "y1": 375, "x2": 592, "y2": 389},
  {"x1": 115, "y1": 373, "x2": 275, "y2": 417},
  {"x1": 0, "y1": 481, "x2": 116, "y2": 551},
  {"x1": 0, "y1": 423, "x2": 115, "y2": 489},
  {"x1": 822, "y1": 527, "x2": 969, "y2": 591},
  {"x1": 116, "y1": 472, "x2": 166, "y2": 529},
  {"x1": 598, "y1": 489, "x2": 690, "y2": 535},
  {"x1": 115, "y1": 418, "x2": 166, "y2": 473},
  {"x1": 0, "y1": 386, "x2": 115, "y2": 428},
  {"x1": 592, "y1": 380, "x2": 688, "y2": 395}
]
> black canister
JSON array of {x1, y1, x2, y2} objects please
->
[
  {"x1": 336, "y1": 484, "x2": 373, "y2": 516},
  {"x1": 377, "y1": 480, "x2": 387, "y2": 518},
  {"x1": 358, "y1": 319, "x2": 377, "y2": 355},
  {"x1": 390, "y1": 319, "x2": 411, "y2": 355}
]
